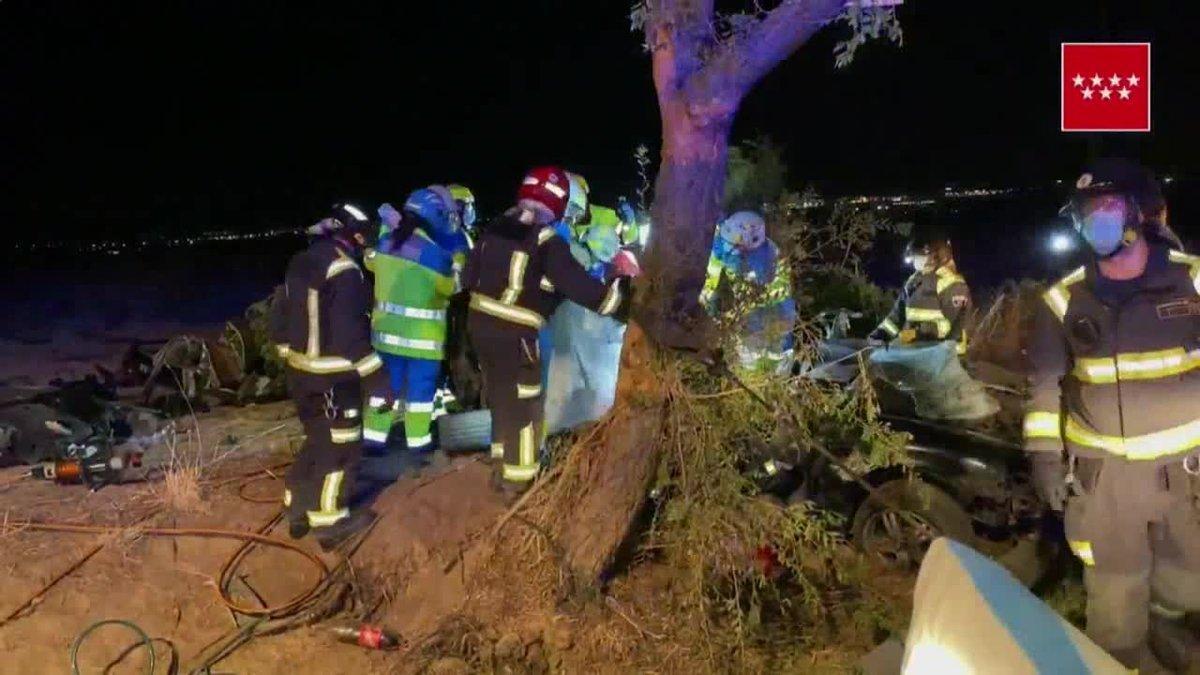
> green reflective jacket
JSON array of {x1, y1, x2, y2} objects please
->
[{"x1": 364, "y1": 230, "x2": 456, "y2": 360}]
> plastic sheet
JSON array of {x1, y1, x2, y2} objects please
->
[{"x1": 542, "y1": 301, "x2": 625, "y2": 434}]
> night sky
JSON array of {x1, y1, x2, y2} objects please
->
[{"x1": 3, "y1": 1, "x2": 1199, "y2": 243}]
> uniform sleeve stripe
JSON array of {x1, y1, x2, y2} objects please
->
[{"x1": 599, "y1": 282, "x2": 622, "y2": 315}]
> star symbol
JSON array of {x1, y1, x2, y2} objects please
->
[
  {"x1": 1091, "y1": 74, "x2": 1104, "y2": 87},
  {"x1": 1127, "y1": 74, "x2": 1141, "y2": 87},
  {"x1": 1109, "y1": 74, "x2": 1122, "y2": 87},
  {"x1": 1072, "y1": 74, "x2": 1085, "y2": 88},
  {"x1": 1100, "y1": 88, "x2": 1112, "y2": 100},
  {"x1": 1082, "y1": 88, "x2": 1094, "y2": 100},
  {"x1": 1119, "y1": 87, "x2": 1131, "y2": 100}
]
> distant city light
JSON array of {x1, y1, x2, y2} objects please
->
[
  {"x1": 1049, "y1": 232, "x2": 1075, "y2": 254},
  {"x1": 1164, "y1": 175, "x2": 1175, "y2": 184}
]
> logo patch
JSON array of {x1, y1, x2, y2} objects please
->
[{"x1": 1156, "y1": 299, "x2": 1200, "y2": 320}]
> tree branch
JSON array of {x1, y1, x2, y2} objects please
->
[{"x1": 686, "y1": 0, "x2": 846, "y2": 110}]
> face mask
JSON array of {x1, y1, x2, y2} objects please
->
[
  {"x1": 461, "y1": 202, "x2": 477, "y2": 229},
  {"x1": 1075, "y1": 199, "x2": 1128, "y2": 257}
]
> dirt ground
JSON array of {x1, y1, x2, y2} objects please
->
[{"x1": 0, "y1": 401, "x2": 516, "y2": 674}]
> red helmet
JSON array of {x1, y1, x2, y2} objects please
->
[{"x1": 517, "y1": 166, "x2": 570, "y2": 220}]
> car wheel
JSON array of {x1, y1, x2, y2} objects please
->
[
  {"x1": 436, "y1": 409, "x2": 492, "y2": 453},
  {"x1": 851, "y1": 477, "x2": 974, "y2": 570}
]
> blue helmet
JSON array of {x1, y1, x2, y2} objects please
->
[{"x1": 403, "y1": 186, "x2": 461, "y2": 239}]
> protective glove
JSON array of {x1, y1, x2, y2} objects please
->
[
  {"x1": 867, "y1": 327, "x2": 890, "y2": 342},
  {"x1": 377, "y1": 203, "x2": 401, "y2": 231},
  {"x1": 1030, "y1": 453, "x2": 1068, "y2": 512},
  {"x1": 898, "y1": 328, "x2": 918, "y2": 344}
]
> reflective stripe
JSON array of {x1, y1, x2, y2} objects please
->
[
  {"x1": 491, "y1": 442, "x2": 504, "y2": 459},
  {"x1": 363, "y1": 428, "x2": 389, "y2": 443},
  {"x1": 500, "y1": 252, "x2": 529, "y2": 305},
  {"x1": 539, "y1": 277, "x2": 555, "y2": 292},
  {"x1": 368, "y1": 396, "x2": 388, "y2": 408},
  {"x1": 1074, "y1": 348, "x2": 1200, "y2": 384},
  {"x1": 906, "y1": 307, "x2": 951, "y2": 338},
  {"x1": 282, "y1": 489, "x2": 292, "y2": 507},
  {"x1": 519, "y1": 423, "x2": 536, "y2": 472},
  {"x1": 517, "y1": 383, "x2": 542, "y2": 399},
  {"x1": 935, "y1": 269, "x2": 966, "y2": 294},
  {"x1": 275, "y1": 343, "x2": 291, "y2": 357},
  {"x1": 406, "y1": 401, "x2": 435, "y2": 413},
  {"x1": 1151, "y1": 602, "x2": 1187, "y2": 620},
  {"x1": 343, "y1": 408, "x2": 360, "y2": 420},
  {"x1": 375, "y1": 302, "x2": 446, "y2": 321},
  {"x1": 1023, "y1": 411, "x2": 1062, "y2": 440},
  {"x1": 287, "y1": 352, "x2": 355, "y2": 374},
  {"x1": 469, "y1": 293, "x2": 545, "y2": 329},
  {"x1": 503, "y1": 464, "x2": 539, "y2": 482},
  {"x1": 374, "y1": 332, "x2": 441, "y2": 352},
  {"x1": 1065, "y1": 416, "x2": 1200, "y2": 461},
  {"x1": 1042, "y1": 266, "x2": 1086, "y2": 322},
  {"x1": 598, "y1": 282, "x2": 622, "y2": 315},
  {"x1": 320, "y1": 470, "x2": 345, "y2": 513},
  {"x1": 355, "y1": 353, "x2": 383, "y2": 376},
  {"x1": 307, "y1": 507, "x2": 349, "y2": 527},
  {"x1": 879, "y1": 318, "x2": 900, "y2": 337},
  {"x1": 326, "y1": 257, "x2": 359, "y2": 280},
  {"x1": 306, "y1": 289, "x2": 321, "y2": 357},
  {"x1": 330, "y1": 427, "x2": 362, "y2": 444},
  {"x1": 537, "y1": 228, "x2": 556, "y2": 245},
  {"x1": 406, "y1": 434, "x2": 433, "y2": 448},
  {"x1": 763, "y1": 459, "x2": 781, "y2": 476},
  {"x1": 1068, "y1": 540, "x2": 1095, "y2": 566},
  {"x1": 1169, "y1": 250, "x2": 1200, "y2": 295}
]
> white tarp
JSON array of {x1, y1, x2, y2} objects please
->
[
  {"x1": 903, "y1": 538, "x2": 1124, "y2": 675},
  {"x1": 543, "y1": 301, "x2": 625, "y2": 434},
  {"x1": 869, "y1": 342, "x2": 999, "y2": 421}
]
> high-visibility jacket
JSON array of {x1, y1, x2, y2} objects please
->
[
  {"x1": 1024, "y1": 246, "x2": 1200, "y2": 463},
  {"x1": 270, "y1": 237, "x2": 383, "y2": 391},
  {"x1": 463, "y1": 208, "x2": 626, "y2": 338},
  {"x1": 364, "y1": 229, "x2": 460, "y2": 361},
  {"x1": 877, "y1": 265, "x2": 971, "y2": 355}
]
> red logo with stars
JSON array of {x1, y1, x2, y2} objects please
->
[{"x1": 1061, "y1": 43, "x2": 1150, "y2": 132}]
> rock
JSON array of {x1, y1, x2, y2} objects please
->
[
  {"x1": 543, "y1": 618, "x2": 574, "y2": 651},
  {"x1": 525, "y1": 642, "x2": 548, "y2": 674},
  {"x1": 427, "y1": 657, "x2": 470, "y2": 675},
  {"x1": 495, "y1": 633, "x2": 525, "y2": 661}
]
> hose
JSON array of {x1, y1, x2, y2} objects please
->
[
  {"x1": 70, "y1": 618, "x2": 155, "y2": 675},
  {"x1": 17, "y1": 520, "x2": 330, "y2": 617}
]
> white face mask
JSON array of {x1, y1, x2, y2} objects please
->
[{"x1": 909, "y1": 254, "x2": 929, "y2": 271}]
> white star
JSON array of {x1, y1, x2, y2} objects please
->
[
  {"x1": 1119, "y1": 87, "x2": 1131, "y2": 100},
  {"x1": 1072, "y1": 74, "x2": 1085, "y2": 88},
  {"x1": 1109, "y1": 74, "x2": 1122, "y2": 87},
  {"x1": 1091, "y1": 74, "x2": 1104, "y2": 87},
  {"x1": 1127, "y1": 74, "x2": 1141, "y2": 87},
  {"x1": 1100, "y1": 88, "x2": 1112, "y2": 100},
  {"x1": 1082, "y1": 88, "x2": 1094, "y2": 100}
]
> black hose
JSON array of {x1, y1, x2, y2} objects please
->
[{"x1": 70, "y1": 618, "x2": 155, "y2": 675}]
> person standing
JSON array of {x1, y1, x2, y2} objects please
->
[
  {"x1": 463, "y1": 166, "x2": 631, "y2": 495},
  {"x1": 362, "y1": 187, "x2": 467, "y2": 457},
  {"x1": 1026, "y1": 158, "x2": 1200, "y2": 670},
  {"x1": 271, "y1": 203, "x2": 385, "y2": 550},
  {"x1": 872, "y1": 234, "x2": 972, "y2": 356}
]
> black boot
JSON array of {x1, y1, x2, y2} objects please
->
[
  {"x1": 288, "y1": 518, "x2": 310, "y2": 540},
  {"x1": 313, "y1": 509, "x2": 377, "y2": 552}
]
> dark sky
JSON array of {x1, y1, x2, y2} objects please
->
[{"x1": 3, "y1": 1, "x2": 1198, "y2": 241}]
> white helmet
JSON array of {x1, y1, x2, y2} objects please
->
[
  {"x1": 718, "y1": 211, "x2": 767, "y2": 251},
  {"x1": 564, "y1": 172, "x2": 590, "y2": 225}
]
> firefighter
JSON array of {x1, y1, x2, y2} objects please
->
[
  {"x1": 700, "y1": 211, "x2": 797, "y2": 372},
  {"x1": 363, "y1": 187, "x2": 467, "y2": 456},
  {"x1": 463, "y1": 166, "x2": 632, "y2": 495},
  {"x1": 871, "y1": 234, "x2": 972, "y2": 356},
  {"x1": 1026, "y1": 158, "x2": 1200, "y2": 670},
  {"x1": 271, "y1": 203, "x2": 385, "y2": 550}
]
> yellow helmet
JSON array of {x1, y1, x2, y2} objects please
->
[
  {"x1": 447, "y1": 184, "x2": 476, "y2": 228},
  {"x1": 565, "y1": 172, "x2": 590, "y2": 225}
]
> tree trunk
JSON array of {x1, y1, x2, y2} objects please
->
[{"x1": 640, "y1": 98, "x2": 733, "y2": 349}]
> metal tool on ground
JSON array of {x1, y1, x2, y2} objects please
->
[
  {"x1": 30, "y1": 445, "x2": 143, "y2": 490},
  {"x1": 330, "y1": 624, "x2": 403, "y2": 650}
]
